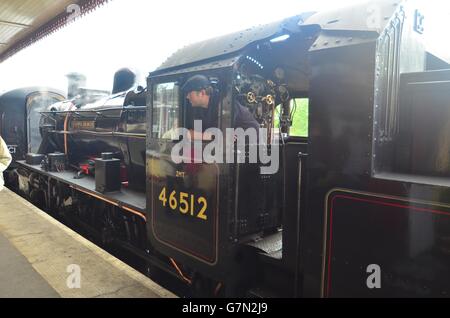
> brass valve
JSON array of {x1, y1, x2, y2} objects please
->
[
  {"x1": 262, "y1": 95, "x2": 275, "y2": 106},
  {"x1": 247, "y1": 92, "x2": 257, "y2": 103}
]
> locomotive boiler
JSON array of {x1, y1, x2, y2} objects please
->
[{"x1": 40, "y1": 86, "x2": 147, "y2": 191}]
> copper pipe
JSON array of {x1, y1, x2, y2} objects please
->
[
  {"x1": 63, "y1": 113, "x2": 70, "y2": 155},
  {"x1": 170, "y1": 258, "x2": 192, "y2": 285},
  {"x1": 214, "y1": 282, "x2": 223, "y2": 296}
]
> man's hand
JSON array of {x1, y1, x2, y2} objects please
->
[{"x1": 188, "y1": 130, "x2": 213, "y2": 141}]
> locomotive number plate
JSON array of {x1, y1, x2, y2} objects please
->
[{"x1": 158, "y1": 187, "x2": 208, "y2": 221}]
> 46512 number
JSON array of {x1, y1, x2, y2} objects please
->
[{"x1": 158, "y1": 187, "x2": 208, "y2": 221}]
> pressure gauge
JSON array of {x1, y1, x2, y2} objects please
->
[{"x1": 274, "y1": 67, "x2": 285, "y2": 80}]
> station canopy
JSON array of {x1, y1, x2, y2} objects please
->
[{"x1": 0, "y1": 0, "x2": 110, "y2": 63}]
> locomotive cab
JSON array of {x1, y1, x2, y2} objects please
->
[{"x1": 146, "y1": 14, "x2": 318, "y2": 295}]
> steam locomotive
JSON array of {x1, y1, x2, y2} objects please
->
[{"x1": 4, "y1": 0, "x2": 450, "y2": 297}]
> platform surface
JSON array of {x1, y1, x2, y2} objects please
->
[{"x1": 0, "y1": 188, "x2": 175, "y2": 298}]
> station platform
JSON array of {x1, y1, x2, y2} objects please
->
[{"x1": 0, "y1": 188, "x2": 176, "y2": 298}]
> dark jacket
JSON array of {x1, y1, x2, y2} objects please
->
[{"x1": 233, "y1": 100, "x2": 260, "y2": 131}]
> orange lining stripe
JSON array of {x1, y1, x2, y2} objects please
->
[
  {"x1": 72, "y1": 186, "x2": 147, "y2": 221},
  {"x1": 122, "y1": 205, "x2": 147, "y2": 222}
]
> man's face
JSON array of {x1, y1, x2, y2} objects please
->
[{"x1": 186, "y1": 89, "x2": 209, "y2": 108}]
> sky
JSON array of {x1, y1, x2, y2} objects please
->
[{"x1": 0, "y1": 0, "x2": 448, "y2": 94}]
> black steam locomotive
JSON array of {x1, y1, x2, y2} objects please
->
[{"x1": 5, "y1": 0, "x2": 450, "y2": 297}]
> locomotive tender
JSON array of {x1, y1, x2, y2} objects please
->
[{"x1": 4, "y1": 0, "x2": 450, "y2": 297}]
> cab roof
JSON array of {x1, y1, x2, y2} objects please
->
[{"x1": 151, "y1": 0, "x2": 401, "y2": 76}]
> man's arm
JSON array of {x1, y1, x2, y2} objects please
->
[
  {"x1": 234, "y1": 102, "x2": 260, "y2": 131},
  {"x1": 0, "y1": 137, "x2": 12, "y2": 172},
  {"x1": 188, "y1": 130, "x2": 213, "y2": 141}
]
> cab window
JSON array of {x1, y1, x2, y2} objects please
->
[
  {"x1": 27, "y1": 92, "x2": 64, "y2": 153},
  {"x1": 152, "y1": 82, "x2": 180, "y2": 140},
  {"x1": 274, "y1": 98, "x2": 309, "y2": 138}
]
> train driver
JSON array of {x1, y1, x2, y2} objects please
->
[
  {"x1": 183, "y1": 75, "x2": 218, "y2": 140},
  {"x1": 182, "y1": 75, "x2": 260, "y2": 140}
]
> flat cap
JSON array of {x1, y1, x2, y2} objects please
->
[{"x1": 182, "y1": 75, "x2": 211, "y2": 93}]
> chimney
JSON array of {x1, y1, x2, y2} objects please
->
[{"x1": 112, "y1": 68, "x2": 136, "y2": 94}]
